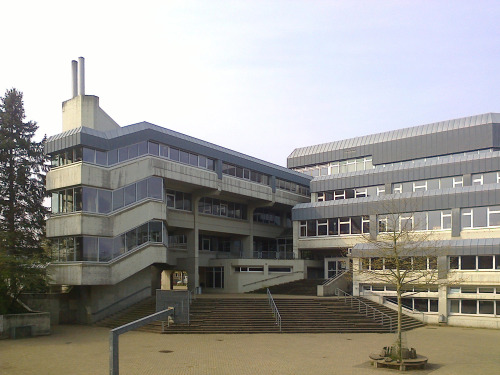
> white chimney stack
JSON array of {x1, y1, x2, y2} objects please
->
[
  {"x1": 78, "y1": 56, "x2": 85, "y2": 96},
  {"x1": 71, "y1": 60, "x2": 78, "y2": 98}
]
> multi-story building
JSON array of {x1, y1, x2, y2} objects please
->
[
  {"x1": 289, "y1": 113, "x2": 500, "y2": 328},
  {"x1": 45, "y1": 58, "x2": 314, "y2": 323}
]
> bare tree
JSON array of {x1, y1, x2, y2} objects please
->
[{"x1": 354, "y1": 199, "x2": 442, "y2": 361}]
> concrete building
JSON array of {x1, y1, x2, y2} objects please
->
[
  {"x1": 289, "y1": 113, "x2": 500, "y2": 329},
  {"x1": 45, "y1": 58, "x2": 314, "y2": 323}
]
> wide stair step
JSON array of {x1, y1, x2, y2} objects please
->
[{"x1": 250, "y1": 279, "x2": 325, "y2": 296}]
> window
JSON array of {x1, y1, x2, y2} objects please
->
[
  {"x1": 472, "y1": 174, "x2": 484, "y2": 186},
  {"x1": 393, "y1": 183, "x2": 403, "y2": 194},
  {"x1": 453, "y1": 176, "x2": 463, "y2": 187},
  {"x1": 413, "y1": 180, "x2": 427, "y2": 192},
  {"x1": 377, "y1": 186, "x2": 385, "y2": 196}
]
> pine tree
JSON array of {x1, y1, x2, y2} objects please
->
[{"x1": 0, "y1": 88, "x2": 49, "y2": 314}]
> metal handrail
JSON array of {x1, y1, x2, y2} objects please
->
[
  {"x1": 242, "y1": 271, "x2": 304, "y2": 287},
  {"x1": 321, "y1": 270, "x2": 348, "y2": 286},
  {"x1": 266, "y1": 288, "x2": 282, "y2": 333},
  {"x1": 335, "y1": 288, "x2": 393, "y2": 331}
]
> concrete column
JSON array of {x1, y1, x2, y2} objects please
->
[
  {"x1": 292, "y1": 220, "x2": 300, "y2": 259},
  {"x1": 270, "y1": 176, "x2": 276, "y2": 193},
  {"x1": 311, "y1": 192, "x2": 318, "y2": 203},
  {"x1": 369, "y1": 214, "x2": 377, "y2": 240},
  {"x1": 437, "y1": 255, "x2": 448, "y2": 323},
  {"x1": 150, "y1": 265, "x2": 162, "y2": 294},
  {"x1": 384, "y1": 182, "x2": 392, "y2": 194},
  {"x1": 187, "y1": 197, "x2": 201, "y2": 291},
  {"x1": 451, "y1": 208, "x2": 461, "y2": 237},
  {"x1": 463, "y1": 173, "x2": 472, "y2": 187},
  {"x1": 242, "y1": 206, "x2": 255, "y2": 259},
  {"x1": 215, "y1": 159, "x2": 223, "y2": 179}
]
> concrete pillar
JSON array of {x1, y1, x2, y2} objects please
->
[
  {"x1": 369, "y1": 214, "x2": 377, "y2": 240},
  {"x1": 150, "y1": 265, "x2": 162, "y2": 294},
  {"x1": 311, "y1": 192, "x2": 318, "y2": 203},
  {"x1": 187, "y1": 196, "x2": 201, "y2": 291},
  {"x1": 243, "y1": 206, "x2": 255, "y2": 258},
  {"x1": 437, "y1": 256, "x2": 448, "y2": 323},
  {"x1": 161, "y1": 270, "x2": 173, "y2": 290},
  {"x1": 292, "y1": 220, "x2": 300, "y2": 259}
]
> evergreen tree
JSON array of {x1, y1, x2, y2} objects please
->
[{"x1": 0, "y1": 88, "x2": 49, "y2": 314}]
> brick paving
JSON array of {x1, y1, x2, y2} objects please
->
[{"x1": 1, "y1": 324, "x2": 499, "y2": 374}]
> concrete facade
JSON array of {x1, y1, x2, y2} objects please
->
[
  {"x1": 45, "y1": 60, "x2": 314, "y2": 323},
  {"x1": 289, "y1": 113, "x2": 500, "y2": 328}
]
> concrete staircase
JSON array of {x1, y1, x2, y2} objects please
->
[
  {"x1": 251, "y1": 279, "x2": 324, "y2": 296},
  {"x1": 95, "y1": 295, "x2": 424, "y2": 334},
  {"x1": 357, "y1": 297, "x2": 425, "y2": 331}
]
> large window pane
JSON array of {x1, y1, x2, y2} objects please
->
[
  {"x1": 137, "y1": 224, "x2": 149, "y2": 245},
  {"x1": 118, "y1": 147, "x2": 128, "y2": 162},
  {"x1": 51, "y1": 192, "x2": 60, "y2": 214},
  {"x1": 473, "y1": 207, "x2": 487, "y2": 228},
  {"x1": 128, "y1": 144, "x2": 139, "y2": 159},
  {"x1": 351, "y1": 217, "x2": 361, "y2": 234},
  {"x1": 126, "y1": 229, "x2": 137, "y2": 251},
  {"x1": 430, "y1": 299, "x2": 438, "y2": 312},
  {"x1": 137, "y1": 180, "x2": 147, "y2": 201},
  {"x1": 148, "y1": 177, "x2": 163, "y2": 199},
  {"x1": 83, "y1": 187, "x2": 98, "y2": 212},
  {"x1": 112, "y1": 188, "x2": 124, "y2": 211},
  {"x1": 74, "y1": 187, "x2": 82, "y2": 211},
  {"x1": 478, "y1": 256, "x2": 493, "y2": 269},
  {"x1": 148, "y1": 141, "x2": 159, "y2": 155},
  {"x1": 138, "y1": 141, "x2": 148, "y2": 156},
  {"x1": 175, "y1": 191, "x2": 185, "y2": 210},
  {"x1": 479, "y1": 301, "x2": 494, "y2": 314},
  {"x1": 83, "y1": 237, "x2": 98, "y2": 261},
  {"x1": 124, "y1": 184, "x2": 136, "y2": 206},
  {"x1": 180, "y1": 150, "x2": 189, "y2": 164},
  {"x1": 108, "y1": 149, "x2": 118, "y2": 165},
  {"x1": 98, "y1": 190, "x2": 112, "y2": 213},
  {"x1": 461, "y1": 256, "x2": 476, "y2": 270},
  {"x1": 113, "y1": 235, "x2": 125, "y2": 258},
  {"x1": 461, "y1": 300, "x2": 477, "y2": 314},
  {"x1": 99, "y1": 238, "x2": 114, "y2": 262},
  {"x1": 83, "y1": 148, "x2": 95, "y2": 163},
  {"x1": 149, "y1": 221, "x2": 163, "y2": 242},
  {"x1": 95, "y1": 150, "x2": 107, "y2": 165},
  {"x1": 170, "y1": 148, "x2": 179, "y2": 161},
  {"x1": 450, "y1": 300, "x2": 459, "y2": 313}
]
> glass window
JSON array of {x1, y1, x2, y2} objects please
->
[
  {"x1": 207, "y1": 159, "x2": 214, "y2": 170},
  {"x1": 128, "y1": 144, "x2": 139, "y2": 159},
  {"x1": 189, "y1": 153, "x2": 198, "y2": 166},
  {"x1": 307, "y1": 220, "x2": 317, "y2": 237},
  {"x1": 449, "y1": 256, "x2": 459, "y2": 269},
  {"x1": 461, "y1": 300, "x2": 477, "y2": 314},
  {"x1": 180, "y1": 150, "x2": 189, "y2": 164},
  {"x1": 108, "y1": 149, "x2": 118, "y2": 165},
  {"x1": 147, "y1": 177, "x2": 163, "y2": 200},
  {"x1": 339, "y1": 218, "x2": 350, "y2": 235},
  {"x1": 83, "y1": 187, "x2": 98, "y2": 212},
  {"x1": 199, "y1": 155, "x2": 207, "y2": 169},
  {"x1": 488, "y1": 206, "x2": 500, "y2": 227},
  {"x1": 113, "y1": 235, "x2": 125, "y2": 258},
  {"x1": 112, "y1": 188, "x2": 124, "y2": 211},
  {"x1": 461, "y1": 208, "x2": 472, "y2": 228},
  {"x1": 98, "y1": 190, "x2": 112, "y2": 214},
  {"x1": 51, "y1": 191, "x2": 60, "y2": 214},
  {"x1": 473, "y1": 207, "x2": 487, "y2": 228},
  {"x1": 166, "y1": 192, "x2": 175, "y2": 208},
  {"x1": 441, "y1": 210, "x2": 452, "y2": 229},
  {"x1": 118, "y1": 147, "x2": 128, "y2": 162},
  {"x1": 317, "y1": 219, "x2": 328, "y2": 236},
  {"x1": 124, "y1": 184, "x2": 136, "y2": 206},
  {"x1": 478, "y1": 256, "x2": 493, "y2": 269},
  {"x1": 175, "y1": 192, "x2": 185, "y2": 210},
  {"x1": 149, "y1": 221, "x2": 163, "y2": 242},
  {"x1": 430, "y1": 299, "x2": 438, "y2": 312},
  {"x1": 428, "y1": 211, "x2": 441, "y2": 230},
  {"x1": 82, "y1": 237, "x2": 98, "y2": 261},
  {"x1": 99, "y1": 238, "x2": 113, "y2": 262},
  {"x1": 170, "y1": 148, "x2": 180, "y2": 161},
  {"x1": 450, "y1": 300, "x2": 460, "y2": 313},
  {"x1": 137, "y1": 224, "x2": 149, "y2": 245},
  {"x1": 83, "y1": 148, "x2": 95, "y2": 163},
  {"x1": 137, "y1": 180, "x2": 148, "y2": 201},
  {"x1": 95, "y1": 150, "x2": 107, "y2": 165},
  {"x1": 479, "y1": 301, "x2": 494, "y2": 314},
  {"x1": 126, "y1": 228, "x2": 137, "y2": 251},
  {"x1": 138, "y1": 141, "x2": 148, "y2": 156},
  {"x1": 351, "y1": 217, "x2": 361, "y2": 234},
  {"x1": 461, "y1": 256, "x2": 476, "y2": 270},
  {"x1": 159, "y1": 144, "x2": 169, "y2": 158}
]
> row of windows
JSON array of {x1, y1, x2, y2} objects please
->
[
  {"x1": 166, "y1": 190, "x2": 192, "y2": 211},
  {"x1": 234, "y1": 266, "x2": 292, "y2": 273},
  {"x1": 253, "y1": 208, "x2": 283, "y2": 226},
  {"x1": 449, "y1": 286, "x2": 500, "y2": 294},
  {"x1": 52, "y1": 142, "x2": 216, "y2": 171},
  {"x1": 205, "y1": 267, "x2": 224, "y2": 288},
  {"x1": 377, "y1": 149, "x2": 494, "y2": 169},
  {"x1": 198, "y1": 197, "x2": 247, "y2": 220},
  {"x1": 167, "y1": 234, "x2": 187, "y2": 249},
  {"x1": 276, "y1": 178, "x2": 310, "y2": 196},
  {"x1": 51, "y1": 177, "x2": 163, "y2": 215},
  {"x1": 299, "y1": 216, "x2": 370, "y2": 237},
  {"x1": 449, "y1": 255, "x2": 500, "y2": 270},
  {"x1": 378, "y1": 210, "x2": 452, "y2": 232},
  {"x1": 449, "y1": 299, "x2": 500, "y2": 316},
  {"x1": 294, "y1": 156, "x2": 373, "y2": 177},
  {"x1": 461, "y1": 206, "x2": 500, "y2": 229},
  {"x1": 199, "y1": 235, "x2": 240, "y2": 253},
  {"x1": 393, "y1": 176, "x2": 464, "y2": 194},
  {"x1": 361, "y1": 257, "x2": 437, "y2": 271},
  {"x1": 317, "y1": 186, "x2": 385, "y2": 202},
  {"x1": 50, "y1": 221, "x2": 163, "y2": 262},
  {"x1": 222, "y1": 162, "x2": 269, "y2": 185},
  {"x1": 386, "y1": 297, "x2": 438, "y2": 313},
  {"x1": 362, "y1": 284, "x2": 438, "y2": 293}
]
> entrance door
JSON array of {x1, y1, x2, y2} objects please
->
[{"x1": 326, "y1": 258, "x2": 348, "y2": 278}]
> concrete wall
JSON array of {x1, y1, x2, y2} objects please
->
[{"x1": 0, "y1": 313, "x2": 51, "y2": 338}]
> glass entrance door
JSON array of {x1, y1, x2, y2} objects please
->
[{"x1": 326, "y1": 258, "x2": 348, "y2": 278}]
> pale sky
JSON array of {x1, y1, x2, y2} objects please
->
[{"x1": 1, "y1": 1, "x2": 499, "y2": 166}]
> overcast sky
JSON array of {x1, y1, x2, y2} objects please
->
[{"x1": 1, "y1": 1, "x2": 499, "y2": 166}]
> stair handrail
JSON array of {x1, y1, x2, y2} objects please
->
[
  {"x1": 321, "y1": 270, "x2": 349, "y2": 286},
  {"x1": 242, "y1": 271, "x2": 304, "y2": 287},
  {"x1": 266, "y1": 288, "x2": 282, "y2": 333},
  {"x1": 335, "y1": 288, "x2": 393, "y2": 331}
]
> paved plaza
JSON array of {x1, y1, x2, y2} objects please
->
[{"x1": 0, "y1": 324, "x2": 499, "y2": 374}]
